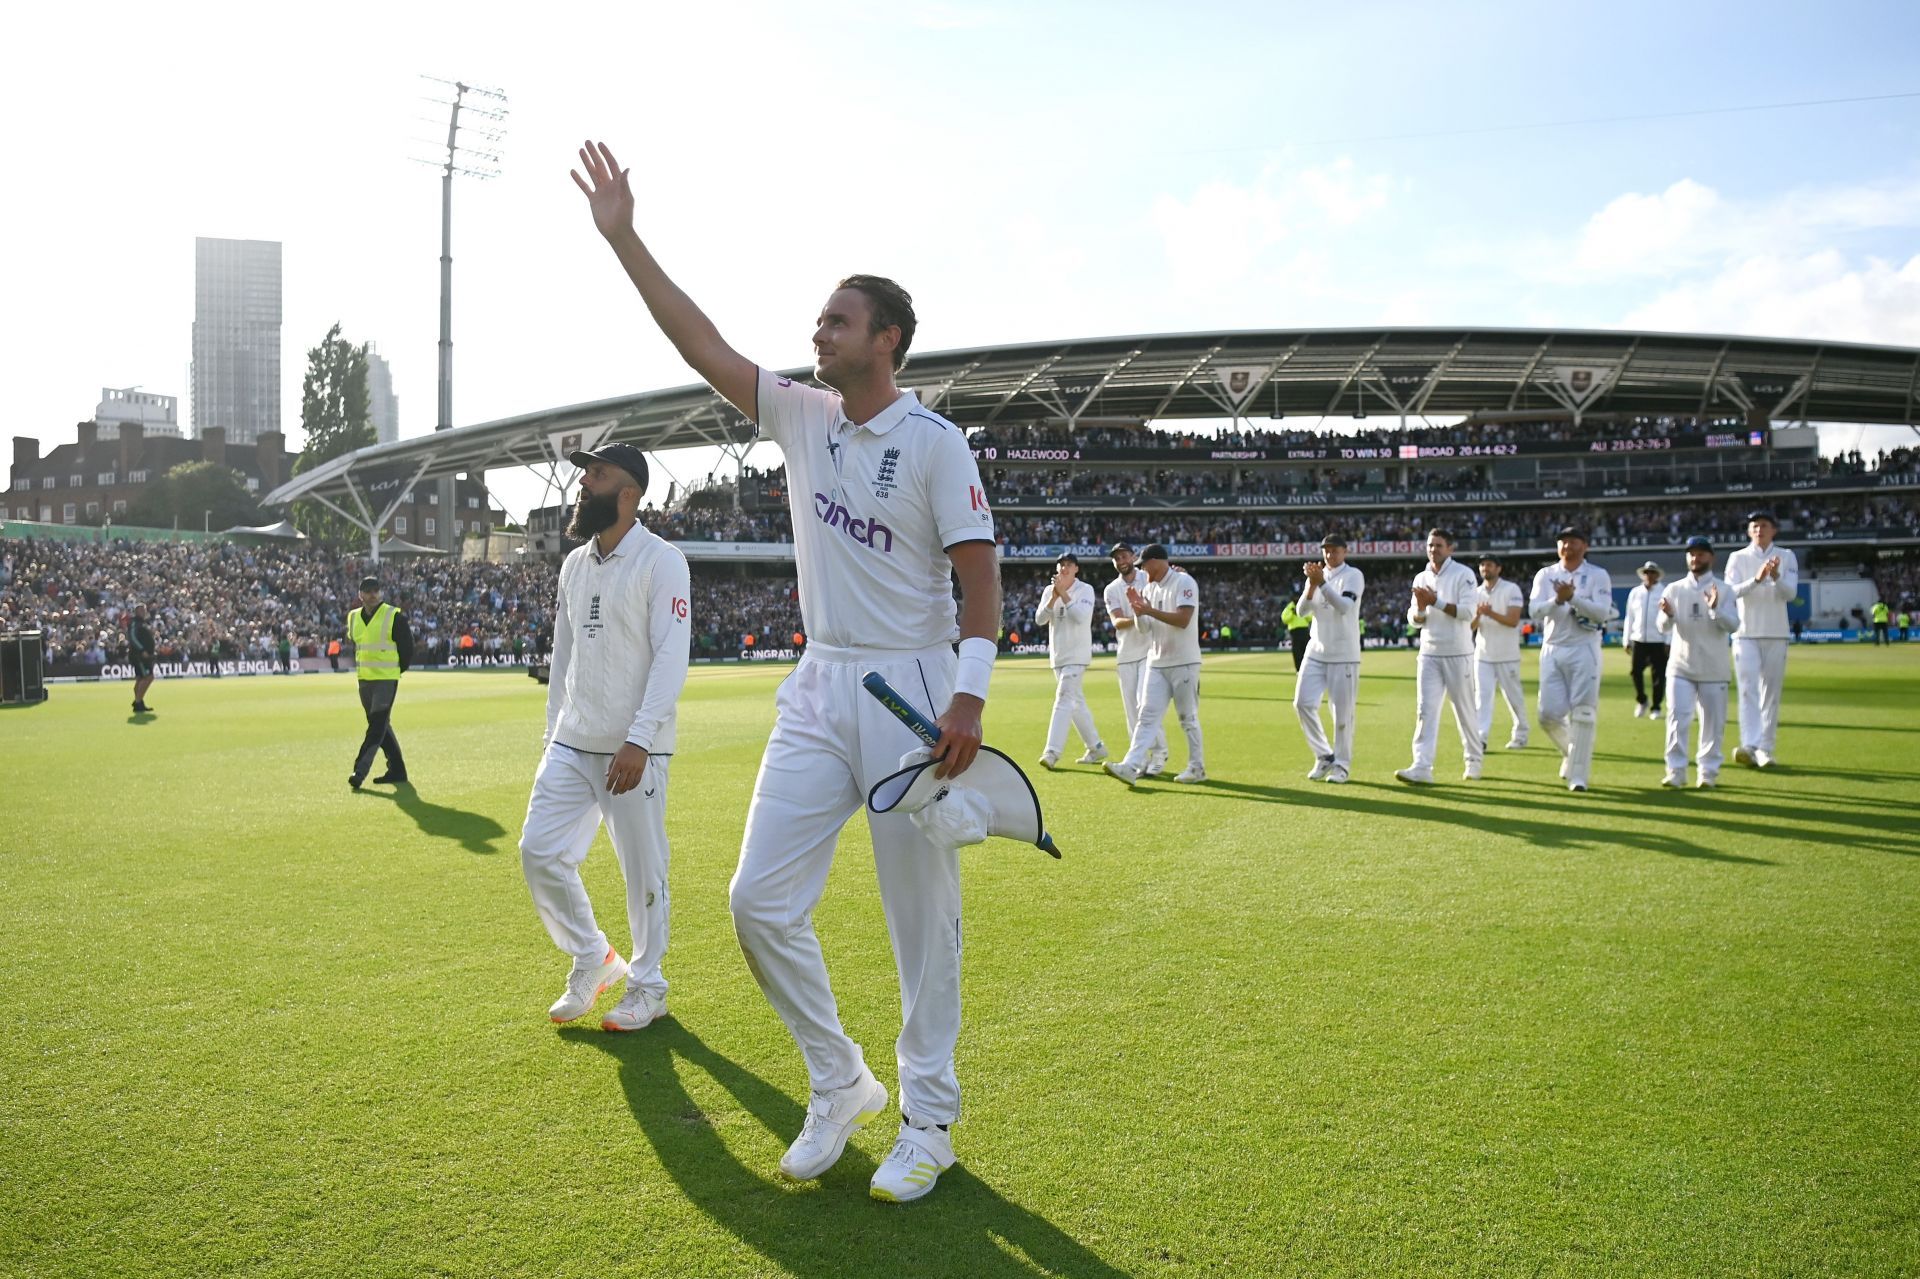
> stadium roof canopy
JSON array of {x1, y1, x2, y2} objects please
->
[{"x1": 264, "y1": 326, "x2": 1920, "y2": 520}]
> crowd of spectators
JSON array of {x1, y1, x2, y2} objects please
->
[
  {"x1": 967, "y1": 415, "x2": 1742, "y2": 455},
  {"x1": 0, "y1": 537, "x2": 554, "y2": 670},
  {"x1": 992, "y1": 495, "x2": 1920, "y2": 552}
]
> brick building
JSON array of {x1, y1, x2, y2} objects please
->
[{"x1": 8, "y1": 423, "x2": 504, "y2": 539}]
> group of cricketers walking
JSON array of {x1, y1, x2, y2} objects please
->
[{"x1": 1030, "y1": 513, "x2": 1802, "y2": 797}]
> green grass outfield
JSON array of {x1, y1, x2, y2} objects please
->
[{"x1": 3, "y1": 648, "x2": 1918, "y2": 1278}]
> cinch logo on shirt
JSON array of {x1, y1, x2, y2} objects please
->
[{"x1": 813, "y1": 492, "x2": 895, "y2": 552}]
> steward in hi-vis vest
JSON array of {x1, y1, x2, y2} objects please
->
[{"x1": 347, "y1": 576, "x2": 413, "y2": 789}]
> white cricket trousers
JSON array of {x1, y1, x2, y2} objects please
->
[
  {"x1": 1411, "y1": 652, "x2": 1484, "y2": 771},
  {"x1": 1733, "y1": 636, "x2": 1788, "y2": 754},
  {"x1": 1115, "y1": 658, "x2": 1166, "y2": 758},
  {"x1": 1475, "y1": 658, "x2": 1527, "y2": 746},
  {"x1": 729, "y1": 643, "x2": 963, "y2": 1126},
  {"x1": 1292, "y1": 657, "x2": 1358, "y2": 768},
  {"x1": 1045, "y1": 664, "x2": 1103, "y2": 756},
  {"x1": 1537, "y1": 643, "x2": 1601, "y2": 786},
  {"x1": 1120, "y1": 663, "x2": 1203, "y2": 772},
  {"x1": 519, "y1": 744, "x2": 672, "y2": 998},
  {"x1": 1665, "y1": 674, "x2": 1729, "y2": 781}
]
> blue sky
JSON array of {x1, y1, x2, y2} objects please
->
[{"x1": 4, "y1": 0, "x2": 1916, "y2": 512}]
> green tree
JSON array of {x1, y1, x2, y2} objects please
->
[
  {"x1": 289, "y1": 322, "x2": 374, "y2": 545},
  {"x1": 127, "y1": 461, "x2": 264, "y2": 531}
]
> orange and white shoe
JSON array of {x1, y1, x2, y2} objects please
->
[
  {"x1": 870, "y1": 1121, "x2": 955, "y2": 1203},
  {"x1": 549, "y1": 948, "x2": 626, "y2": 1023}
]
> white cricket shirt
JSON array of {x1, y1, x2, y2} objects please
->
[
  {"x1": 755, "y1": 369, "x2": 994, "y2": 650},
  {"x1": 1723, "y1": 541, "x2": 1800, "y2": 640},
  {"x1": 1473, "y1": 578, "x2": 1525, "y2": 664},
  {"x1": 1038, "y1": 578, "x2": 1096, "y2": 669},
  {"x1": 1301, "y1": 562, "x2": 1365, "y2": 663},
  {"x1": 1624, "y1": 582, "x2": 1670, "y2": 645},
  {"x1": 1138, "y1": 568, "x2": 1203, "y2": 668},
  {"x1": 1410, "y1": 557, "x2": 1478, "y2": 658},
  {"x1": 1529, "y1": 560, "x2": 1615, "y2": 653},
  {"x1": 547, "y1": 520, "x2": 691, "y2": 755},
  {"x1": 1103, "y1": 570, "x2": 1151, "y2": 665},
  {"x1": 1658, "y1": 571, "x2": 1739, "y2": 682}
]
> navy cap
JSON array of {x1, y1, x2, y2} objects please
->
[
  {"x1": 359, "y1": 576, "x2": 381, "y2": 591},
  {"x1": 569, "y1": 441, "x2": 651, "y2": 492},
  {"x1": 1744, "y1": 509, "x2": 1777, "y2": 526},
  {"x1": 1685, "y1": 536, "x2": 1713, "y2": 551},
  {"x1": 1320, "y1": 533, "x2": 1348, "y2": 549},
  {"x1": 1107, "y1": 541, "x2": 1134, "y2": 556},
  {"x1": 1140, "y1": 543, "x2": 1171, "y2": 562},
  {"x1": 1554, "y1": 525, "x2": 1588, "y2": 542}
]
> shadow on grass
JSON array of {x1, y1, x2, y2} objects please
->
[
  {"x1": 357, "y1": 781, "x2": 506, "y2": 855},
  {"x1": 563, "y1": 1021, "x2": 1133, "y2": 1279},
  {"x1": 1188, "y1": 777, "x2": 1777, "y2": 865},
  {"x1": 126, "y1": 711, "x2": 158, "y2": 725}
]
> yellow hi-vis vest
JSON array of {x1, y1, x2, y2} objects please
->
[
  {"x1": 350, "y1": 603, "x2": 401, "y2": 681},
  {"x1": 1873, "y1": 602, "x2": 1890, "y2": 623}
]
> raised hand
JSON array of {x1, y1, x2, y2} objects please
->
[
  {"x1": 1411, "y1": 584, "x2": 1438, "y2": 609},
  {"x1": 570, "y1": 140, "x2": 636, "y2": 242},
  {"x1": 1126, "y1": 585, "x2": 1149, "y2": 614},
  {"x1": 1763, "y1": 555, "x2": 1781, "y2": 581},
  {"x1": 1660, "y1": 596, "x2": 1675, "y2": 617},
  {"x1": 1554, "y1": 579, "x2": 1575, "y2": 604},
  {"x1": 1705, "y1": 585, "x2": 1721, "y2": 609},
  {"x1": 1304, "y1": 561, "x2": 1327, "y2": 587}
]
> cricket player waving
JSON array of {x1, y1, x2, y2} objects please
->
[{"x1": 574, "y1": 140, "x2": 1001, "y2": 1204}]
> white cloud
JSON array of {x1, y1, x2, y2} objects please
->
[
  {"x1": 1149, "y1": 159, "x2": 1395, "y2": 288},
  {"x1": 1572, "y1": 178, "x2": 1722, "y2": 275},
  {"x1": 1622, "y1": 250, "x2": 1920, "y2": 346},
  {"x1": 1565, "y1": 175, "x2": 1920, "y2": 280}
]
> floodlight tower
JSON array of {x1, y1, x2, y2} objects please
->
[{"x1": 420, "y1": 76, "x2": 507, "y2": 550}]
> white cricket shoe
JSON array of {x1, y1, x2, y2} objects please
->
[
  {"x1": 1324, "y1": 766, "x2": 1350, "y2": 784},
  {"x1": 780, "y1": 1069, "x2": 889, "y2": 1181},
  {"x1": 1173, "y1": 765, "x2": 1207, "y2": 784},
  {"x1": 1504, "y1": 736, "x2": 1528, "y2": 750},
  {"x1": 1753, "y1": 750, "x2": 1775, "y2": 769},
  {"x1": 870, "y1": 1121, "x2": 956, "y2": 1203},
  {"x1": 1733, "y1": 746, "x2": 1757, "y2": 767},
  {"x1": 602, "y1": 984, "x2": 667, "y2": 1033},
  {"x1": 1103, "y1": 761, "x2": 1140, "y2": 788},
  {"x1": 1633, "y1": 704, "x2": 1646, "y2": 719},
  {"x1": 1568, "y1": 781, "x2": 1588, "y2": 793},
  {"x1": 1661, "y1": 770, "x2": 1685, "y2": 788},
  {"x1": 1038, "y1": 752, "x2": 1060, "y2": 771},
  {"x1": 549, "y1": 948, "x2": 627, "y2": 1024},
  {"x1": 1394, "y1": 767, "x2": 1433, "y2": 785},
  {"x1": 1306, "y1": 755, "x2": 1335, "y2": 781},
  {"x1": 1697, "y1": 775, "x2": 1718, "y2": 789},
  {"x1": 1075, "y1": 745, "x2": 1109, "y2": 765},
  {"x1": 1143, "y1": 748, "x2": 1170, "y2": 777},
  {"x1": 1462, "y1": 760, "x2": 1482, "y2": 781}
]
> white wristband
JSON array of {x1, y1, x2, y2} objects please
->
[{"x1": 953, "y1": 636, "x2": 996, "y2": 700}]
